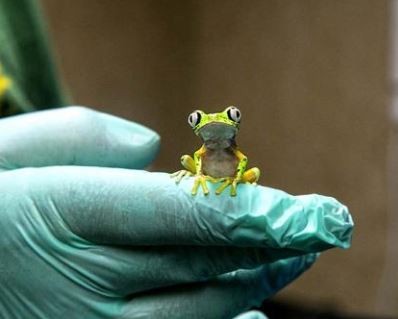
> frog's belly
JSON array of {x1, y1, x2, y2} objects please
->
[{"x1": 202, "y1": 151, "x2": 238, "y2": 178}]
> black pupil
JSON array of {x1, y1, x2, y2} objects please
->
[
  {"x1": 190, "y1": 112, "x2": 201, "y2": 126},
  {"x1": 227, "y1": 108, "x2": 240, "y2": 122}
]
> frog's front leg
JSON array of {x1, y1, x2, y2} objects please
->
[
  {"x1": 191, "y1": 145, "x2": 211, "y2": 196},
  {"x1": 191, "y1": 175, "x2": 211, "y2": 195},
  {"x1": 215, "y1": 148, "x2": 251, "y2": 196},
  {"x1": 171, "y1": 155, "x2": 196, "y2": 183}
]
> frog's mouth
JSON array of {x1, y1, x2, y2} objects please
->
[{"x1": 197, "y1": 122, "x2": 237, "y2": 149}]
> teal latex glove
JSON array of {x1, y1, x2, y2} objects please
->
[
  {"x1": 233, "y1": 311, "x2": 268, "y2": 319},
  {"x1": 0, "y1": 107, "x2": 353, "y2": 319}
]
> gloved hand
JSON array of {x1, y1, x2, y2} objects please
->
[{"x1": 0, "y1": 107, "x2": 353, "y2": 319}]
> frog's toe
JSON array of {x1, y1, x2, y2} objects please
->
[
  {"x1": 230, "y1": 185, "x2": 237, "y2": 196},
  {"x1": 172, "y1": 170, "x2": 193, "y2": 183},
  {"x1": 171, "y1": 172, "x2": 181, "y2": 183},
  {"x1": 170, "y1": 172, "x2": 180, "y2": 183},
  {"x1": 202, "y1": 184, "x2": 210, "y2": 195},
  {"x1": 200, "y1": 177, "x2": 210, "y2": 195},
  {"x1": 215, "y1": 179, "x2": 232, "y2": 195},
  {"x1": 191, "y1": 175, "x2": 209, "y2": 195},
  {"x1": 191, "y1": 184, "x2": 199, "y2": 195},
  {"x1": 228, "y1": 178, "x2": 241, "y2": 196}
]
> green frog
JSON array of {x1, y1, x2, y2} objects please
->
[{"x1": 172, "y1": 106, "x2": 260, "y2": 196}]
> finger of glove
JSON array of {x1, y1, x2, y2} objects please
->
[
  {"x1": 12, "y1": 166, "x2": 354, "y2": 253},
  {"x1": 0, "y1": 106, "x2": 160, "y2": 170},
  {"x1": 67, "y1": 245, "x2": 305, "y2": 296},
  {"x1": 120, "y1": 254, "x2": 317, "y2": 319},
  {"x1": 232, "y1": 311, "x2": 268, "y2": 319}
]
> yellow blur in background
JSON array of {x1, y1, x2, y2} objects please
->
[
  {"x1": 40, "y1": 0, "x2": 393, "y2": 317},
  {"x1": 0, "y1": 65, "x2": 11, "y2": 100}
]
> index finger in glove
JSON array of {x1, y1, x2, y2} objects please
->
[
  {"x1": 0, "y1": 106, "x2": 160, "y2": 170},
  {"x1": 11, "y1": 166, "x2": 353, "y2": 254},
  {"x1": 121, "y1": 254, "x2": 317, "y2": 319}
]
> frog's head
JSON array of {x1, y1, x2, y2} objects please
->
[{"x1": 187, "y1": 106, "x2": 241, "y2": 149}]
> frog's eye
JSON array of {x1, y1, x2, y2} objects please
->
[
  {"x1": 226, "y1": 106, "x2": 241, "y2": 123},
  {"x1": 188, "y1": 110, "x2": 202, "y2": 128}
]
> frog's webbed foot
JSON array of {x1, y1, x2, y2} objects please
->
[
  {"x1": 191, "y1": 174, "x2": 212, "y2": 196},
  {"x1": 171, "y1": 170, "x2": 193, "y2": 183},
  {"x1": 215, "y1": 177, "x2": 241, "y2": 196}
]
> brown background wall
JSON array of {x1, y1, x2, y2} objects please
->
[{"x1": 40, "y1": 0, "x2": 391, "y2": 316}]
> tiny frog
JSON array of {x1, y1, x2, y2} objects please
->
[{"x1": 172, "y1": 106, "x2": 260, "y2": 196}]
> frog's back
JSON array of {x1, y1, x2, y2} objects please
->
[{"x1": 202, "y1": 147, "x2": 238, "y2": 178}]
